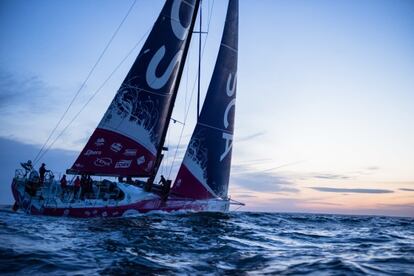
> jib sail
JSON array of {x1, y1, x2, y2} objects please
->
[{"x1": 171, "y1": 0, "x2": 238, "y2": 199}]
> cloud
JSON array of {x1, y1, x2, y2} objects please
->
[
  {"x1": 231, "y1": 164, "x2": 299, "y2": 193},
  {"x1": 312, "y1": 173, "x2": 351, "y2": 180},
  {"x1": 232, "y1": 160, "x2": 305, "y2": 175},
  {"x1": 235, "y1": 131, "x2": 266, "y2": 143},
  {"x1": 262, "y1": 160, "x2": 306, "y2": 172},
  {"x1": 305, "y1": 201, "x2": 343, "y2": 206},
  {"x1": 400, "y1": 188, "x2": 414, "y2": 192},
  {"x1": 309, "y1": 187, "x2": 394, "y2": 194},
  {"x1": 0, "y1": 70, "x2": 52, "y2": 113},
  {"x1": 233, "y1": 194, "x2": 257, "y2": 198},
  {"x1": 308, "y1": 166, "x2": 381, "y2": 181},
  {"x1": 233, "y1": 158, "x2": 273, "y2": 166},
  {"x1": 270, "y1": 197, "x2": 343, "y2": 207}
]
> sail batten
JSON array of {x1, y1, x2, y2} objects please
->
[{"x1": 69, "y1": 0, "x2": 200, "y2": 177}]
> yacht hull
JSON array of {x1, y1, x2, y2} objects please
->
[{"x1": 11, "y1": 179, "x2": 229, "y2": 218}]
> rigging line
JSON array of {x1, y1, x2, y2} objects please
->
[
  {"x1": 167, "y1": 0, "x2": 215, "y2": 178},
  {"x1": 36, "y1": 27, "x2": 151, "y2": 163},
  {"x1": 163, "y1": 127, "x2": 172, "y2": 177},
  {"x1": 33, "y1": 0, "x2": 138, "y2": 165},
  {"x1": 166, "y1": 128, "x2": 172, "y2": 174},
  {"x1": 160, "y1": 128, "x2": 169, "y2": 177},
  {"x1": 231, "y1": 160, "x2": 306, "y2": 175},
  {"x1": 197, "y1": 121, "x2": 232, "y2": 134}
]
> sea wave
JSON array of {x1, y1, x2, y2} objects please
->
[{"x1": 0, "y1": 207, "x2": 413, "y2": 275}]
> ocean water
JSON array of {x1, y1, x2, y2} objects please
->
[{"x1": 0, "y1": 207, "x2": 413, "y2": 275}]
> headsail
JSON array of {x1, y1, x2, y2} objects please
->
[
  {"x1": 69, "y1": 0, "x2": 200, "y2": 177},
  {"x1": 171, "y1": 0, "x2": 238, "y2": 199}
]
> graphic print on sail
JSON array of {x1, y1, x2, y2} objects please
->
[
  {"x1": 172, "y1": 0, "x2": 238, "y2": 199},
  {"x1": 69, "y1": 0, "x2": 199, "y2": 177}
]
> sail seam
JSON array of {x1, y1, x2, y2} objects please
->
[
  {"x1": 134, "y1": 86, "x2": 174, "y2": 97},
  {"x1": 197, "y1": 122, "x2": 233, "y2": 134},
  {"x1": 182, "y1": 0, "x2": 195, "y2": 8},
  {"x1": 221, "y1": 43, "x2": 238, "y2": 53}
]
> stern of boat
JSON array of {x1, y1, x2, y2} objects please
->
[{"x1": 11, "y1": 169, "x2": 26, "y2": 204}]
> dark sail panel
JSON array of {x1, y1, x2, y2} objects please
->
[
  {"x1": 172, "y1": 0, "x2": 238, "y2": 199},
  {"x1": 70, "y1": 0, "x2": 199, "y2": 177}
]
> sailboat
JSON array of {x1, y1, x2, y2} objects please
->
[{"x1": 11, "y1": 0, "x2": 241, "y2": 218}]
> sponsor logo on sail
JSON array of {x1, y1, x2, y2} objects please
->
[
  {"x1": 136, "y1": 155, "x2": 146, "y2": 166},
  {"x1": 84, "y1": 149, "x2": 102, "y2": 156},
  {"x1": 74, "y1": 163, "x2": 84, "y2": 168},
  {"x1": 110, "y1": 143, "x2": 123, "y2": 153},
  {"x1": 123, "y1": 149, "x2": 137, "y2": 156},
  {"x1": 94, "y1": 157, "x2": 112, "y2": 167},
  {"x1": 220, "y1": 73, "x2": 236, "y2": 162},
  {"x1": 95, "y1": 138, "x2": 105, "y2": 147},
  {"x1": 115, "y1": 160, "x2": 132, "y2": 169}
]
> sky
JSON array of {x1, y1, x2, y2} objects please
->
[{"x1": 0, "y1": 0, "x2": 413, "y2": 217}]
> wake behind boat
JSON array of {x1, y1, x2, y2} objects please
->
[{"x1": 11, "y1": 0, "x2": 242, "y2": 218}]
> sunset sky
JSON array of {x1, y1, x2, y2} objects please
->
[{"x1": 0, "y1": 0, "x2": 413, "y2": 217}]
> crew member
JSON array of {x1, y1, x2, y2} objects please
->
[
  {"x1": 159, "y1": 175, "x2": 170, "y2": 201},
  {"x1": 60, "y1": 174, "x2": 67, "y2": 198},
  {"x1": 20, "y1": 160, "x2": 33, "y2": 176},
  {"x1": 86, "y1": 175, "x2": 93, "y2": 198},
  {"x1": 74, "y1": 176, "x2": 81, "y2": 198},
  {"x1": 159, "y1": 175, "x2": 167, "y2": 186},
  {"x1": 80, "y1": 174, "x2": 87, "y2": 199},
  {"x1": 39, "y1": 163, "x2": 50, "y2": 184}
]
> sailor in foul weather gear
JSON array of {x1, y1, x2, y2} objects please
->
[
  {"x1": 159, "y1": 175, "x2": 171, "y2": 201},
  {"x1": 159, "y1": 175, "x2": 167, "y2": 186},
  {"x1": 74, "y1": 176, "x2": 81, "y2": 198},
  {"x1": 60, "y1": 174, "x2": 67, "y2": 198},
  {"x1": 39, "y1": 163, "x2": 49, "y2": 184}
]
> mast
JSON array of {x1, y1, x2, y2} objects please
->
[
  {"x1": 197, "y1": 0, "x2": 202, "y2": 119},
  {"x1": 146, "y1": 0, "x2": 201, "y2": 190}
]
